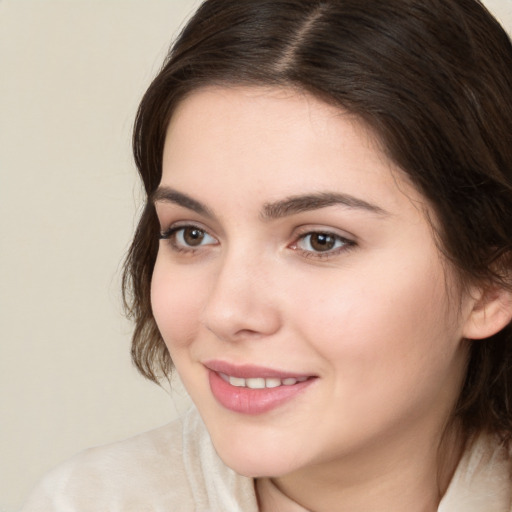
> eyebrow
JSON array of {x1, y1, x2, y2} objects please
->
[
  {"x1": 261, "y1": 192, "x2": 388, "y2": 220},
  {"x1": 152, "y1": 187, "x2": 214, "y2": 218},
  {"x1": 152, "y1": 186, "x2": 388, "y2": 220}
]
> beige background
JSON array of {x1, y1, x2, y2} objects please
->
[{"x1": 1, "y1": 0, "x2": 511, "y2": 510}]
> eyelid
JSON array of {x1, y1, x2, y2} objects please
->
[
  {"x1": 288, "y1": 226, "x2": 357, "y2": 259},
  {"x1": 292, "y1": 224, "x2": 356, "y2": 242},
  {"x1": 159, "y1": 222, "x2": 219, "y2": 255},
  {"x1": 159, "y1": 220, "x2": 213, "y2": 239},
  {"x1": 155, "y1": 203, "x2": 224, "y2": 238}
]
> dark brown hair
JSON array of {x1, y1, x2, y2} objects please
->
[{"x1": 124, "y1": 0, "x2": 512, "y2": 438}]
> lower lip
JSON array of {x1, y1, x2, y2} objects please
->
[{"x1": 208, "y1": 370, "x2": 315, "y2": 415}]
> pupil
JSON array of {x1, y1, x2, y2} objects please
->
[
  {"x1": 311, "y1": 233, "x2": 335, "y2": 251},
  {"x1": 184, "y1": 228, "x2": 204, "y2": 246}
]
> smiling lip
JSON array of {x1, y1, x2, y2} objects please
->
[{"x1": 204, "y1": 360, "x2": 317, "y2": 415}]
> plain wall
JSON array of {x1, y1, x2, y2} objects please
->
[
  {"x1": 1, "y1": 1, "x2": 511, "y2": 510},
  {"x1": 0, "y1": 2, "x2": 199, "y2": 510}
]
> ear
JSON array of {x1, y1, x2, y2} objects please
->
[{"x1": 463, "y1": 285, "x2": 512, "y2": 340}]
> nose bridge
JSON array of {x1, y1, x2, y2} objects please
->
[{"x1": 201, "y1": 244, "x2": 281, "y2": 340}]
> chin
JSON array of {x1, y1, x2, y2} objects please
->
[
  {"x1": 209, "y1": 431, "x2": 303, "y2": 478},
  {"x1": 219, "y1": 453, "x2": 292, "y2": 479}
]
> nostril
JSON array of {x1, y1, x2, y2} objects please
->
[{"x1": 200, "y1": 273, "x2": 281, "y2": 341}]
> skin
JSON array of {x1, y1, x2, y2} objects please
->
[{"x1": 151, "y1": 86, "x2": 484, "y2": 511}]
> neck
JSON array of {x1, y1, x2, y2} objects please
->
[{"x1": 256, "y1": 421, "x2": 466, "y2": 512}]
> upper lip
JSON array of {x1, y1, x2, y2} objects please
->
[{"x1": 204, "y1": 359, "x2": 314, "y2": 379}]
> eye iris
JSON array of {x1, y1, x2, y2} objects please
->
[
  {"x1": 310, "y1": 233, "x2": 335, "y2": 251},
  {"x1": 183, "y1": 228, "x2": 205, "y2": 246}
]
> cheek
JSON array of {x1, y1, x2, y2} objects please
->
[
  {"x1": 291, "y1": 264, "x2": 466, "y2": 439},
  {"x1": 150, "y1": 258, "x2": 204, "y2": 351},
  {"x1": 293, "y1": 258, "x2": 459, "y2": 382}
]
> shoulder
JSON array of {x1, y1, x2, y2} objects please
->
[
  {"x1": 439, "y1": 431, "x2": 512, "y2": 512},
  {"x1": 21, "y1": 414, "x2": 194, "y2": 511},
  {"x1": 21, "y1": 408, "x2": 258, "y2": 512}
]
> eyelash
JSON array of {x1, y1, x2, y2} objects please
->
[
  {"x1": 290, "y1": 230, "x2": 356, "y2": 259},
  {"x1": 159, "y1": 224, "x2": 217, "y2": 254},
  {"x1": 158, "y1": 224, "x2": 356, "y2": 259}
]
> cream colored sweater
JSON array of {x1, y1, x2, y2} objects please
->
[{"x1": 22, "y1": 407, "x2": 511, "y2": 511}]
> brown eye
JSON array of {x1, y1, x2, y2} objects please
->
[
  {"x1": 159, "y1": 225, "x2": 217, "y2": 250},
  {"x1": 308, "y1": 233, "x2": 336, "y2": 252},
  {"x1": 182, "y1": 227, "x2": 206, "y2": 246},
  {"x1": 295, "y1": 231, "x2": 352, "y2": 256}
]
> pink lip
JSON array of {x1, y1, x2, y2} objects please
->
[
  {"x1": 204, "y1": 360, "x2": 312, "y2": 379},
  {"x1": 204, "y1": 360, "x2": 317, "y2": 415}
]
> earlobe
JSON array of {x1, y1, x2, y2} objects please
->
[{"x1": 463, "y1": 286, "x2": 512, "y2": 340}]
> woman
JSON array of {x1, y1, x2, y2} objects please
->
[{"x1": 23, "y1": 0, "x2": 512, "y2": 510}]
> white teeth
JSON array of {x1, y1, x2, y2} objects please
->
[
  {"x1": 265, "y1": 378, "x2": 282, "y2": 388},
  {"x1": 246, "y1": 378, "x2": 266, "y2": 389},
  {"x1": 220, "y1": 373, "x2": 309, "y2": 388},
  {"x1": 229, "y1": 376, "x2": 246, "y2": 387}
]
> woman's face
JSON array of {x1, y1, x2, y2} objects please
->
[{"x1": 151, "y1": 86, "x2": 474, "y2": 478}]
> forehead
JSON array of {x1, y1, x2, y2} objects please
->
[
  {"x1": 166, "y1": 86, "x2": 376, "y2": 152},
  {"x1": 161, "y1": 85, "x2": 426, "y2": 217}
]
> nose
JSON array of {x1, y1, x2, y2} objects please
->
[{"x1": 200, "y1": 250, "x2": 282, "y2": 342}]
